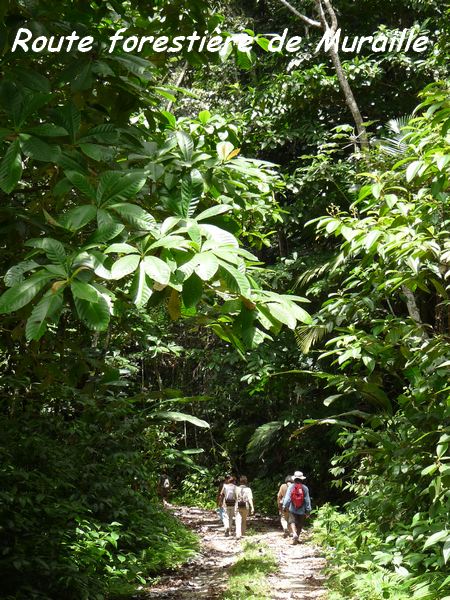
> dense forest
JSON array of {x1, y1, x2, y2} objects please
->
[{"x1": 0, "y1": 1, "x2": 449, "y2": 599}]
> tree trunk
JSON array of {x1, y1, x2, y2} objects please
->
[{"x1": 277, "y1": 0, "x2": 369, "y2": 151}]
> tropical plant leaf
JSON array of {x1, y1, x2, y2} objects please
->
[
  {"x1": 65, "y1": 170, "x2": 96, "y2": 200},
  {"x1": 182, "y1": 273, "x2": 203, "y2": 308},
  {"x1": 19, "y1": 134, "x2": 61, "y2": 162},
  {"x1": 246, "y1": 421, "x2": 285, "y2": 461},
  {"x1": 130, "y1": 262, "x2": 153, "y2": 308},
  {"x1": 0, "y1": 139, "x2": 22, "y2": 193},
  {"x1": 0, "y1": 272, "x2": 52, "y2": 314},
  {"x1": 71, "y1": 280, "x2": 100, "y2": 302},
  {"x1": 110, "y1": 254, "x2": 140, "y2": 280},
  {"x1": 4, "y1": 260, "x2": 39, "y2": 287},
  {"x1": 152, "y1": 410, "x2": 210, "y2": 429},
  {"x1": 73, "y1": 294, "x2": 110, "y2": 331},
  {"x1": 25, "y1": 238, "x2": 67, "y2": 264},
  {"x1": 59, "y1": 205, "x2": 97, "y2": 231},
  {"x1": 176, "y1": 130, "x2": 194, "y2": 161},
  {"x1": 97, "y1": 171, "x2": 147, "y2": 205},
  {"x1": 25, "y1": 291, "x2": 63, "y2": 341},
  {"x1": 195, "y1": 252, "x2": 219, "y2": 281},
  {"x1": 142, "y1": 256, "x2": 171, "y2": 285},
  {"x1": 196, "y1": 204, "x2": 232, "y2": 221},
  {"x1": 109, "y1": 203, "x2": 156, "y2": 231}
]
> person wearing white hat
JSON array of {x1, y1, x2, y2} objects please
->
[{"x1": 282, "y1": 470, "x2": 311, "y2": 544}]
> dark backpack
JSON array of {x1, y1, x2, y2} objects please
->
[
  {"x1": 223, "y1": 483, "x2": 237, "y2": 506},
  {"x1": 290, "y1": 483, "x2": 305, "y2": 509}
]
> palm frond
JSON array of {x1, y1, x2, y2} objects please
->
[
  {"x1": 246, "y1": 421, "x2": 286, "y2": 462},
  {"x1": 377, "y1": 114, "x2": 413, "y2": 157},
  {"x1": 295, "y1": 322, "x2": 332, "y2": 353}
]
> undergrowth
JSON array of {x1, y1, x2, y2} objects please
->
[
  {"x1": 223, "y1": 540, "x2": 277, "y2": 600},
  {"x1": 313, "y1": 504, "x2": 450, "y2": 600}
]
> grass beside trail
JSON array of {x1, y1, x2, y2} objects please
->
[{"x1": 223, "y1": 540, "x2": 277, "y2": 599}]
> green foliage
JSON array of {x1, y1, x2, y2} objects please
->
[
  {"x1": 0, "y1": 396, "x2": 198, "y2": 600},
  {"x1": 303, "y1": 82, "x2": 450, "y2": 600},
  {"x1": 314, "y1": 505, "x2": 410, "y2": 600},
  {"x1": 172, "y1": 468, "x2": 222, "y2": 510},
  {"x1": 1, "y1": 1, "x2": 449, "y2": 598},
  {"x1": 250, "y1": 476, "x2": 283, "y2": 516},
  {"x1": 0, "y1": 3, "x2": 312, "y2": 349}
]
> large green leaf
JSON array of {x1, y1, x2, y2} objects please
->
[
  {"x1": 19, "y1": 134, "x2": 61, "y2": 162},
  {"x1": 65, "y1": 171, "x2": 96, "y2": 201},
  {"x1": 79, "y1": 143, "x2": 115, "y2": 162},
  {"x1": 196, "y1": 204, "x2": 232, "y2": 221},
  {"x1": 74, "y1": 294, "x2": 110, "y2": 331},
  {"x1": 109, "y1": 203, "x2": 156, "y2": 231},
  {"x1": 176, "y1": 131, "x2": 194, "y2": 161},
  {"x1": 110, "y1": 254, "x2": 140, "y2": 279},
  {"x1": 182, "y1": 273, "x2": 203, "y2": 308},
  {"x1": 54, "y1": 103, "x2": 81, "y2": 142},
  {"x1": 201, "y1": 224, "x2": 239, "y2": 248},
  {"x1": 0, "y1": 272, "x2": 52, "y2": 314},
  {"x1": 130, "y1": 262, "x2": 153, "y2": 308},
  {"x1": 97, "y1": 171, "x2": 147, "y2": 205},
  {"x1": 25, "y1": 238, "x2": 66, "y2": 264},
  {"x1": 423, "y1": 530, "x2": 449, "y2": 550},
  {"x1": 25, "y1": 123, "x2": 68, "y2": 137},
  {"x1": 218, "y1": 261, "x2": 252, "y2": 297},
  {"x1": 71, "y1": 280, "x2": 100, "y2": 302},
  {"x1": 25, "y1": 292, "x2": 63, "y2": 341},
  {"x1": 142, "y1": 256, "x2": 171, "y2": 285},
  {"x1": 265, "y1": 302, "x2": 297, "y2": 329},
  {"x1": 195, "y1": 252, "x2": 219, "y2": 281},
  {"x1": 4, "y1": 260, "x2": 39, "y2": 287},
  {"x1": 180, "y1": 169, "x2": 203, "y2": 217},
  {"x1": 0, "y1": 139, "x2": 22, "y2": 193},
  {"x1": 153, "y1": 410, "x2": 210, "y2": 429},
  {"x1": 59, "y1": 205, "x2": 97, "y2": 231},
  {"x1": 104, "y1": 243, "x2": 137, "y2": 255}
]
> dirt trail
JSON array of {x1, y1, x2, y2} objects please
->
[{"x1": 141, "y1": 506, "x2": 327, "y2": 599}]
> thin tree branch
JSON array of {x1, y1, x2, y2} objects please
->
[
  {"x1": 277, "y1": 0, "x2": 321, "y2": 28},
  {"x1": 402, "y1": 285, "x2": 429, "y2": 338},
  {"x1": 166, "y1": 60, "x2": 189, "y2": 112},
  {"x1": 321, "y1": 0, "x2": 338, "y2": 32},
  {"x1": 316, "y1": 0, "x2": 369, "y2": 150},
  {"x1": 276, "y1": 0, "x2": 369, "y2": 151}
]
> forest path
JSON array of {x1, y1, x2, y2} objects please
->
[{"x1": 141, "y1": 505, "x2": 327, "y2": 599}]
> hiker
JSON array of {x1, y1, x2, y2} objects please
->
[
  {"x1": 218, "y1": 475, "x2": 237, "y2": 536},
  {"x1": 235, "y1": 475, "x2": 254, "y2": 539},
  {"x1": 215, "y1": 476, "x2": 226, "y2": 524},
  {"x1": 157, "y1": 473, "x2": 171, "y2": 506},
  {"x1": 277, "y1": 475, "x2": 293, "y2": 537},
  {"x1": 282, "y1": 470, "x2": 311, "y2": 545}
]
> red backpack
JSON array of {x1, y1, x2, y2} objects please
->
[{"x1": 290, "y1": 483, "x2": 305, "y2": 509}]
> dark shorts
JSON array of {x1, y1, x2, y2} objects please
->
[{"x1": 288, "y1": 512, "x2": 306, "y2": 531}]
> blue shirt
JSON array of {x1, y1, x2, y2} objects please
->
[{"x1": 282, "y1": 482, "x2": 311, "y2": 515}]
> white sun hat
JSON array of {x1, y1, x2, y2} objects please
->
[{"x1": 292, "y1": 471, "x2": 306, "y2": 480}]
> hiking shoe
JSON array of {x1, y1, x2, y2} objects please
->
[
  {"x1": 224, "y1": 529, "x2": 230, "y2": 537},
  {"x1": 283, "y1": 529, "x2": 289, "y2": 538},
  {"x1": 292, "y1": 535, "x2": 299, "y2": 545}
]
